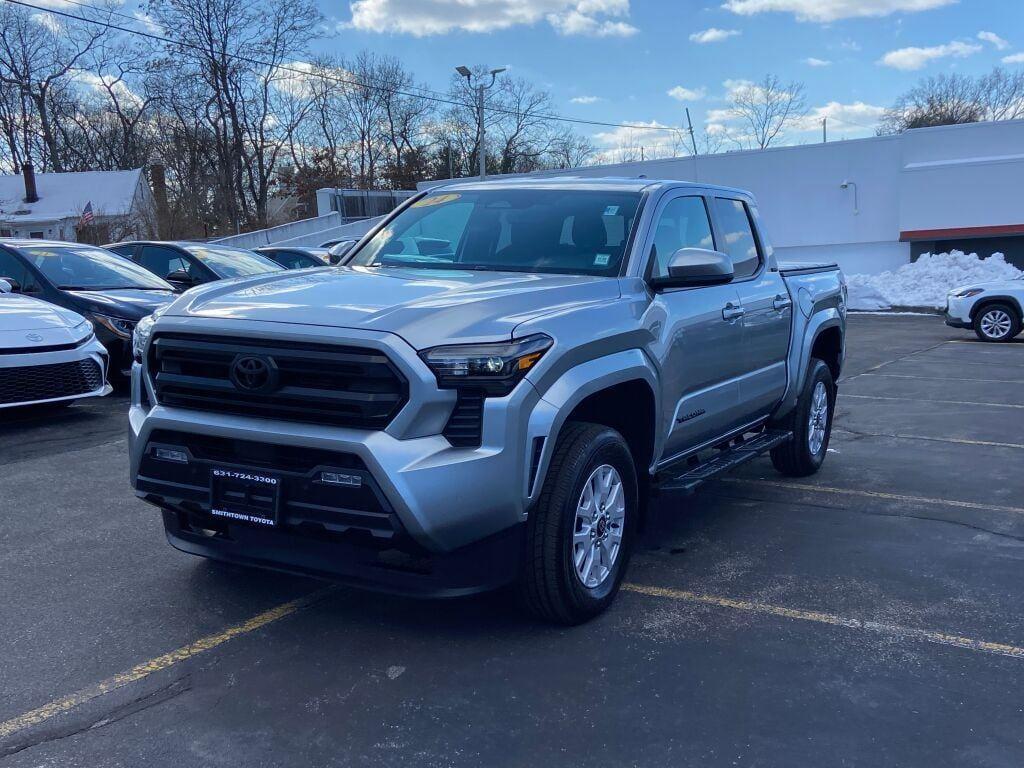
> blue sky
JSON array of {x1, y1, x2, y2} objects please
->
[{"x1": 308, "y1": 0, "x2": 1024, "y2": 156}]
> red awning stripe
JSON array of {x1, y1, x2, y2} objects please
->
[{"x1": 900, "y1": 224, "x2": 1024, "y2": 242}]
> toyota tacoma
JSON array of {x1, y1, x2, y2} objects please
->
[{"x1": 129, "y1": 178, "x2": 846, "y2": 624}]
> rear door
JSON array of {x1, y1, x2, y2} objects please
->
[
  {"x1": 710, "y1": 197, "x2": 791, "y2": 418},
  {"x1": 641, "y1": 192, "x2": 748, "y2": 460}
]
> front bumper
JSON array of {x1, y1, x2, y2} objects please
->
[
  {"x1": 129, "y1": 317, "x2": 544, "y2": 591},
  {"x1": 0, "y1": 334, "x2": 111, "y2": 409},
  {"x1": 944, "y1": 296, "x2": 974, "y2": 328}
]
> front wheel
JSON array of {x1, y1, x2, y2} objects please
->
[
  {"x1": 974, "y1": 303, "x2": 1021, "y2": 342},
  {"x1": 519, "y1": 422, "x2": 637, "y2": 625},
  {"x1": 770, "y1": 358, "x2": 835, "y2": 477}
]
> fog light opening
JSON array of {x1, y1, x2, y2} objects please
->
[
  {"x1": 318, "y1": 471, "x2": 362, "y2": 488},
  {"x1": 154, "y1": 447, "x2": 189, "y2": 464}
]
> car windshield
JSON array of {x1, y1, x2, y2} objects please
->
[
  {"x1": 19, "y1": 244, "x2": 173, "y2": 290},
  {"x1": 349, "y1": 188, "x2": 643, "y2": 276},
  {"x1": 182, "y1": 244, "x2": 284, "y2": 278}
]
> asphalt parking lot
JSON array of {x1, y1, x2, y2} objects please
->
[{"x1": 2, "y1": 314, "x2": 1023, "y2": 767}]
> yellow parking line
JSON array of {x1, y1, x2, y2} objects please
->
[
  {"x1": 0, "y1": 587, "x2": 334, "y2": 741},
  {"x1": 622, "y1": 583, "x2": 1024, "y2": 660},
  {"x1": 841, "y1": 393, "x2": 1024, "y2": 409},
  {"x1": 720, "y1": 477, "x2": 1024, "y2": 515},
  {"x1": 831, "y1": 427, "x2": 1024, "y2": 450},
  {"x1": 863, "y1": 372, "x2": 1024, "y2": 384}
]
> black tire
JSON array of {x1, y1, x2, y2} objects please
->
[
  {"x1": 519, "y1": 421, "x2": 637, "y2": 625},
  {"x1": 973, "y1": 302, "x2": 1021, "y2": 343},
  {"x1": 770, "y1": 358, "x2": 835, "y2": 477}
]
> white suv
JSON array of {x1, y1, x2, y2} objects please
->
[{"x1": 945, "y1": 276, "x2": 1024, "y2": 342}]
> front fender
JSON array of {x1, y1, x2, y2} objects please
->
[{"x1": 524, "y1": 349, "x2": 660, "y2": 503}]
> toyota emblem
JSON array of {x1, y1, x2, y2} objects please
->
[
  {"x1": 25, "y1": 333, "x2": 44, "y2": 343},
  {"x1": 229, "y1": 355, "x2": 277, "y2": 392}
]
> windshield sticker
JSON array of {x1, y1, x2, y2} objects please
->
[
  {"x1": 594, "y1": 254, "x2": 611, "y2": 266},
  {"x1": 603, "y1": 206, "x2": 619, "y2": 216},
  {"x1": 412, "y1": 193, "x2": 461, "y2": 208}
]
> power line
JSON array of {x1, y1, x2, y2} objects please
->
[{"x1": 0, "y1": 0, "x2": 688, "y2": 135}]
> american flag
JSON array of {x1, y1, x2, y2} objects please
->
[{"x1": 80, "y1": 201, "x2": 94, "y2": 226}]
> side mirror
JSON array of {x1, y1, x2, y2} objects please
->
[
  {"x1": 0, "y1": 276, "x2": 20, "y2": 293},
  {"x1": 165, "y1": 270, "x2": 195, "y2": 287},
  {"x1": 651, "y1": 248, "x2": 734, "y2": 289},
  {"x1": 327, "y1": 240, "x2": 357, "y2": 264}
]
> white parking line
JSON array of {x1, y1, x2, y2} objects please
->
[{"x1": 841, "y1": 393, "x2": 1024, "y2": 409}]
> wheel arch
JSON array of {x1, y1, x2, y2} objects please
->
[
  {"x1": 970, "y1": 295, "x2": 1023, "y2": 322},
  {"x1": 524, "y1": 349, "x2": 659, "y2": 518}
]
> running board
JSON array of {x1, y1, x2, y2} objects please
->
[{"x1": 657, "y1": 429, "x2": 793, "y2": 495}]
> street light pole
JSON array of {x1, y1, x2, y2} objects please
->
[{"x1": 456, "y1": 65, "x2": 506, "y2": 180}]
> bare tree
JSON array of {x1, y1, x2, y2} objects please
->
[
  {"x1": 0, "y1": 1, "x2": 114, "y2": 171},
  {"x1": 878, "y1": 72, "x2": 983, "y2": 134},
  {"x1": 977, "y1": 67, "x2": 1024, "y2": 122},
  {"x1": 728, "y1": 75, "x2": 807, "y2": 150}
]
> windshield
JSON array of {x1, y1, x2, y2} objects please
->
[
  {"x1": 19, "y1": 244, "x2": 173, "y2": 290},
  {"x1": 349, "y1": 189, "x2": 643, "y2": 276},
  {"x1": 182, "y1": 244, "x2": 284, "y2": 278}
]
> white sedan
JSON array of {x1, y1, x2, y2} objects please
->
[
  {"x1": 0, "y1": 279, "x2": 112, "y2": 409},
  {"x1": 945, "y1": 276, "x2": 1024, "y2": 342}
]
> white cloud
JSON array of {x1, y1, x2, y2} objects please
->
[
  {"x1": 592, "y1": 120, "x2": 687, "y2": 162},
  {"x1": 977, "y1": 31, "x2": 1010, "y2": 51},
  {"x1": 570, "y1": 95, "x2": 603, "y2": 104},
  {"x1": 667, "y1": 85, "x2": 706, "y2": 101},
  {"x1": 346, "y1": 0, "x2": 637, "y2": 37},
  {"x1": 803, "y1": 57, "x2": 832, "y2": 66},
  {"x1": 722, "y1": 0, "x2": 956, "y2": 23},
  {"x1": 879, "y1": 40, "x2": 982, "y2": 70},
  {"x1": 795, "y1": 101, "x2": 886, "y2": 134},
  {"x1": 132, "y1": 10, "x2": 162, "y2": 34},
  {"x1": 73, "y1": 72, "x2": 143, "y2": 105},
  {"x1": 689, "y1": 27, "x2": 740, "y2": 44},
  {"x1": 1003, "y1": 52, "x2": 1024, "y2": 64},
  {"x1": 547, "y1": 10, "x2": 637, "y2": 36}
]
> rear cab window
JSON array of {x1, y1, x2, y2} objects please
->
[{"x1": 712, "y1": 198, "x2": 762, "y2": 279}]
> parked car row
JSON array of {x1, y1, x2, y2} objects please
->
[{"x1": 0, "y1": 237, "x2": 342, "y2": 409}]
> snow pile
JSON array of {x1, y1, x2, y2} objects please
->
[{"x1": 846, "y1": 251, "x2": 1022, "y2": 311}]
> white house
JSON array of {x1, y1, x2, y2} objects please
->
[
  {"x1": 0, "y1": 166, "x2": 155, "y2": 243},
  {"x1": 420, "y1": 119, "x2": 1024, "y2": 275}
]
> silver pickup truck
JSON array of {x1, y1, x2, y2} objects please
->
[{"x1": 129, "y1": 178, "x2": 846, "y2": 623}]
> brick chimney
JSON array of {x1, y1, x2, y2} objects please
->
[{"x1": 22, "y1": 162, "x2": 39, "y2": 204}]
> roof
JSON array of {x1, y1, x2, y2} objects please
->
[
  {"x1": 429, "y1": 175, "x2": 751, "y2": 197},
  {"x1": 0, "y1": 169, "x2": 144, "y2": 225}
]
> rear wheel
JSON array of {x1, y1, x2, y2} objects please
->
[
  {"x1": 770, "y1": 358, "x2": 835, "y2": 477},
  {"x1": 519, "y1": 422, "x2": 637, "y2": 625},
  {"x1": 973, "y1": 303, "x2": 1021, "y2": 342}
]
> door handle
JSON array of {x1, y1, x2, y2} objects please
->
[
  {"x1": 722, "y1": 303, "x2": 745, "y2": 321},
  {"x1": 772, "y1": 294, "x2": 793, "y2": 311}
]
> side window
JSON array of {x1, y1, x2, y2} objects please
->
[
  {"x1": 0, "y1": 250, "x2": 31, "y2": 290},
  {"x1": 107, "y1": 244, "x2": 136, "y2": 259},
  {"x1": 649, "y1": 196, "x2": 715, "y2": 279},
  {"x1": 713, "y1": 198, "x2": 761, "y2": 279},
  {"x1": 139, "y1": 245, "x2": 189, "y2": 279}
]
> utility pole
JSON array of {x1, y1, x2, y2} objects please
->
[
  {"x1": 822, "y1": 117, "x2": 828, "y2": 143},
  {"x1": 685, "y1": 108, "x2": 698, "y2": 155},
  {"x1": 456, "y1": 65, "x2": 506, "y2": 180}
]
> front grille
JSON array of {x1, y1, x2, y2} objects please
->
[
  {"x1": 149, "y1": 334, "x2": 408, "y2": 429},
  {"x1": 0, "y1": 358, "x2": 102, "y2": 404}
]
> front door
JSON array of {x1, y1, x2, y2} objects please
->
[{"x1": 641, "y1": 193, "x2": 749, "y2": 461}]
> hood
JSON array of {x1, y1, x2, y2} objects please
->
[
  {"x1": 171, "y1": 267, "x2": 621, "y2": 348},
  {"x1": 949, "y1": 278, "x2": 1024, "y2": 295},
  {"x1": 67, "y1": 288, "x2": 177, "y2": 320},
  {"x1": 0, "y1": 293, "x2": 90, "y2": 350}
]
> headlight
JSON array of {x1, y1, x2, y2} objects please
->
[
  {"x1": 73, "y1": 318, "x2": 94, "y2": 338},
  {"x1": 92, "y1": 313, "x2": 136, "y2": 339},
  {"x1": 132, "y1": 311, "x2": 161, "y2": 363},
  {"x1": 419, "y1": 334, "x2": 553, "y2": 396},
  {"x1": 954, "y1": 288, "x2": 984, "y2": 298}
]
